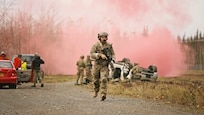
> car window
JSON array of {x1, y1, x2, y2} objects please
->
[
  {"x1": 0, "y1": 62, "x2": 13, "y2": 68},
  {"x1": 21, "y1": 56, "x2": 34, "y2": 63}
]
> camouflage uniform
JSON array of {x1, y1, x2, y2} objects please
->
[
  {"x1": 131, "y1": 63, "x2": 141, "y2": 78},
  {"x1": 76, "y1": 56, "x2": 86, "y2": 85},
  {"x1": 90, "y1": 41, "x2": 115, "y2": 99},
  {"x1": 85, "y1": 55, "x2": 93, "y2": 83}
]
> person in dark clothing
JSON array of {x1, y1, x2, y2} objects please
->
[{"x1": 31, "y1": 54, "x2": 45, "y2": 87}]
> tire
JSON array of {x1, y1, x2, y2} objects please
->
[
  {"x1": 148, "y1": 65, "x2": 157, "y2": 72},
  {"x1": 9, "y1": 84, "x2": 17, "y2": 89}
]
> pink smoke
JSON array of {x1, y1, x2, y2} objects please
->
[
  {"x1": 18, "y1": 0, "x2": 193, "y2": 76},
  {"x1": 113, "y1": 27, "x2": 187, "y2": 76}
]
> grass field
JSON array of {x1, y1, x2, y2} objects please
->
[
  {"x1": 44, "y1": 70, "x2": 204, "y2": 110},
  {"x1": 44, "y1": 75, "x2": 76, "y2": 83}
]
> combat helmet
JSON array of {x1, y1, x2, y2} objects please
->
[
  {"x1": 98, "y1": 32, "x2": 108, "y2": 39},
  {"x1": 134, "y1": 62, "x2": 139, "y2": 66},
  {"x1": 80, "y1": 55, "x2": 84, "y2": 59}
]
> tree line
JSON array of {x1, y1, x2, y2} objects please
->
[
  {"x1": 0, "y1": 0, "x2": 62, "y2": 58},
  {"x1": 178, "y1": 30, "x2": 204, "y2": 70}
]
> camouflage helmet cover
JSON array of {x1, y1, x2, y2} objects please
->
[
  {"x1": 98, "y1": 32, "x2": 108, "y2": 39},
  {"x1": 80, "y1": 55, "x2": 84, "y2": 59},
  {"x1": 134, "y1": 62, "x2": 139, "y2": 66}
]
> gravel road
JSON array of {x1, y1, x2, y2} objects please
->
[{"x1": 0, "y1": 82, "x2": 203, "y2": 115}]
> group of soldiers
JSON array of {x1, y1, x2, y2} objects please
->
[
  {"x1": 76, "y1": 32, "x2": 143, "y2": 101},
  {"x1": 76, "y1": 55, "x2": 93, "y2": 85}
]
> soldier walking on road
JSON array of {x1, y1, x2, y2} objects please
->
[
  {"x1": 90, "y1": 32, "x2": 115, "y2": 101},
  {"x1": 76, "y1": 55, "x2": 86, "y2": 85},
  {"x1": 31, "y1": 53, "x2": 45, "y2": 87}
]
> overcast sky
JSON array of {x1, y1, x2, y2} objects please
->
[
  {"x1": 180, "y1": 0, "x2": 204, "y2": 36},
  {"x1": 9, "y1": 0, "x2": 203, "y2": 37}
]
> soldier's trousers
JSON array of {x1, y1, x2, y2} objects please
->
[
  {"x1": 33, "y1": 70, "x2": 44, "y2": 86},
  {"x1": 93, "y1": 64, "x2": 109, "y2": 95},
  {"x1": 76, "y1": 69, "x2": 84, "y2": 84},
  {"x1": 85, "y1": 67, "x2": 92, "y2": 81}
]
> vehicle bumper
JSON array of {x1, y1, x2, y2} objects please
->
[{"x1": 0, "y1": 77, "x2": 18, "y2": 84}]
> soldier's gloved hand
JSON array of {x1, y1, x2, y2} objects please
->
[
  {"x1": 112, "y1": 59, "x2": 115, "y2": 63},
  {"x1": 111, "y1": 55, "x2": 116, "y2": 62},
  {"x1": 98, "y1": 53, "x2": 107, "y2": 60}
]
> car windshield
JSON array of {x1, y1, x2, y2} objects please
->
[
  {"x1": 21, "y1": 55, "x2": 34, "y2": 63},
  {"x1": 0, "y1": 61, "x2": 13, "y2": 68}
]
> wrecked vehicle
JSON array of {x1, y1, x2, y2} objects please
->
[
  {"x1": 108, "y1": 58, "x2": 158, "y2": 82},
  {"x1": 108, "y1": 58, "x2": 132, "y2": 81},
  {"x1": 127, "y1": 64, "x2": 158, "y2": 82},
  {"x1": 12, "y1": 54, "x2": 44, "y2": 83}
]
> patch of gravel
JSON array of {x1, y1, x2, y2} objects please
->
[{"x1": 0, "y1": 82, "x2": 203, "y2": 115}]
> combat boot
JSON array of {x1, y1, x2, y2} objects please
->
[
  {"x1": 75, "y1": 83, "x2": 79, "y2": 85},
  {"x1": 101, "y1": 93, "x2": 106, "y2": 101},
  {"x1": 93, "y1": 92, "x2": 98, "y2": 98}
]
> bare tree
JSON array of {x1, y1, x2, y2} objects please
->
[
  {"x1": 0, "y1": 0, "x2": 16, "y2": 54},
  {"x1": 31, "y1": 1, "x2": 63, "y2": 52},
  {"x1": 9, "y1": 10, "x2": 33, "y2": 54}
]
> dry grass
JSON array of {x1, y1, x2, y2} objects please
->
[
  {"x1": 43, "y1": 71, "x2": 204, "y2": 109},
  {"x1": 106, "y1": 71, "x2": 204, "y2": 109},
  {"x1": 44, "y1": 75, "x2": 75, "y2": 83},
  {"x1": 108, "y1": 81, "x2": 204, "y2": 107}
]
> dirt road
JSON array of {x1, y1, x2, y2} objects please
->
[{"x1": 0, "y1": 82, "x2": 202, "y2": 115}]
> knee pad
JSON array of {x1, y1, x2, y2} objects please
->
[
  {"x1": 101, "y1": 78, "x2": 107, "y2": 83},
  {"x1": 94, "y1": 80, "x2": 100, "y2": 85}
]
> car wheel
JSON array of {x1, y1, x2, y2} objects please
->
[
  {"x1": 9, "y1": 84, "x2": 17, "y2": 89},
  {"x1": 148, "y1": 65, "x2": 157, "y2": 72}
]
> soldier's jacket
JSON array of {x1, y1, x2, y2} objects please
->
[
  {"x1": 90, "y1": 42, "x2": 115, "y2": 66},
  {"x1": 76, "y1": 59, "x2": 85, "y2": 70},
  {"x1": 85, "y1": 58, "x2": 92, "y2": 68},
  {"x1": 132, "y1": 65, "x2": 141, "y2": 75}
]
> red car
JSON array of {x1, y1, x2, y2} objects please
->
[{"x1": 0, "y1": 60, "x2": 18, "y2": 89}]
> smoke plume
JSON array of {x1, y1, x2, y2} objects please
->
[{"x1": 19, "y1": 0, "x2": 193, "y2": 76}]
